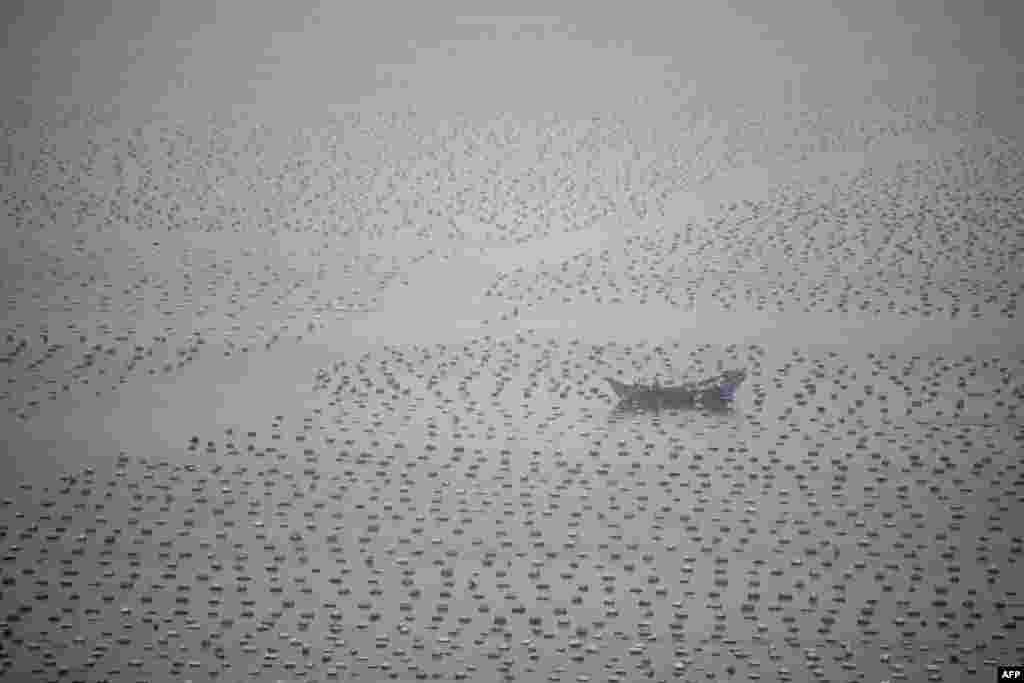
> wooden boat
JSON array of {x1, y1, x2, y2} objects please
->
[{"x1": 605, "y1": 368, "x2": 748, "y2": 410}]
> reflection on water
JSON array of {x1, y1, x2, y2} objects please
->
[{"x1": 608, "y1": 395, "x2": 744, "y2": 425}]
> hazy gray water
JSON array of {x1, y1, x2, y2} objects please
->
[{"x1": 2, "y1": 7, "x2": 1023, "y2": 682}]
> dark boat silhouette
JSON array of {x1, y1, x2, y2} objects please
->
[{"x1": 605, "y1": 368, "x2": 748, "y2": 411}]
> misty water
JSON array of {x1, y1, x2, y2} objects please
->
[{"x1": 2, "y1": 6, "x2": 1023, "y2": 683}]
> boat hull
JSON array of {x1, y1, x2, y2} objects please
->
[{"x1": 605, "y1": 369, "x2": 747, "y2": 410}]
